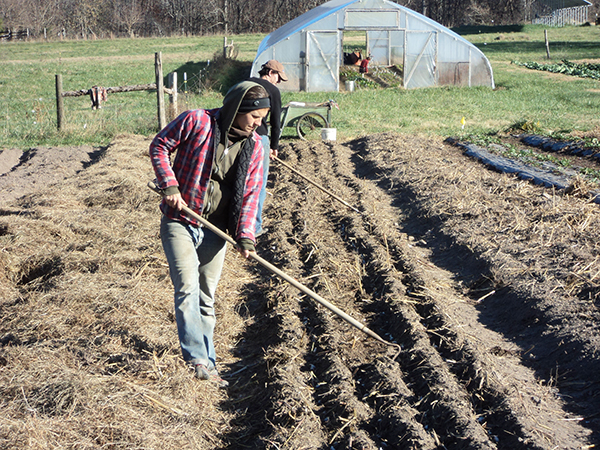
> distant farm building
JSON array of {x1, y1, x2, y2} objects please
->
[
  {"x1": 251, "y1": 0, "x2": 494, "y2": 92},
  {"x1": 532, "y1": 0, "x2": 592, "y2": 26}
]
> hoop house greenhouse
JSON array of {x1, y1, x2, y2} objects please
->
[{"x1": 251, "y1": 0, "x2": 495, "y2": 91}]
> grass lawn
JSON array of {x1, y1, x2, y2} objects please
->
[{"x1": 0, "y1": 24, "x2": 599, "y2": 150}]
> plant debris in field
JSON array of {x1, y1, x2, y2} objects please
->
[{"x1": 1, "y1": 133, "x2": 599, "y2": 449}]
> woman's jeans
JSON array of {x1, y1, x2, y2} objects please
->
[
  {"x1": 160, "y1": 216, "x2": 227, "y2": 368},
  {"x1": 255, "y1": 134, "x2": 270, "y2": 233}
]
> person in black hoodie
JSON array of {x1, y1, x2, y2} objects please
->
[{"x1": 248, "y1": 60, "x2": 288, "y2": 236}]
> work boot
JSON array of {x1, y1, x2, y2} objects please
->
[
  {"x1": 194, "y1": 364, "x2": 229, "y2": 388},
  {"x1": 256, "y1": 227, "x2": 268, "y2": 238}
]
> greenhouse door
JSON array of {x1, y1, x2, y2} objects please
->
[
  {"x1": 306, "y1": 31, "x2": 340, "y2": 92},
  {"x1": 367, "y1": 30, "x2": 404, "y2": 66},
  {"x1": 404, "y1": 31, "x2": 437, "y2": 89}
]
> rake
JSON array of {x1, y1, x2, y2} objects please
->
[{"x1": 148, "y1": 180, "x2": 401, "y2": 360}]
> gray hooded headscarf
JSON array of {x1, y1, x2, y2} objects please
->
[
  {"x1": 217, "y1": 81, "x2": 271, "y2": 147},
  {"x1": 210, "y1": 81, "x2": 270, "y2": 242}
]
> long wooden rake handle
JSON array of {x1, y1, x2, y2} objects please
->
[
  {"x1": 273, "y1": 156, "x2": 363, "y2": 215},
  {"x1": 148, "y1": 181, "x2": 400, "y2": 359}
]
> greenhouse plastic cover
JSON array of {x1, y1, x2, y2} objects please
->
[{"x1": 253, "y1": 0, "x2": 494, "y2": 91}]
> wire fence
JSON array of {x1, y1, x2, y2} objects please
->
[
  {"x1": 0, "y1": 28, "x2": 30, "y2": 41},
  {"x1": 532, "y1": 5, "x2": 591, "y2": 26}
]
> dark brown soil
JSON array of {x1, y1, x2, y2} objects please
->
[{"x1": 0, "y1": 133, "x2": 599, "y2": 449}]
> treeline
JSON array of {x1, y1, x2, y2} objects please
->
[{"x1": 0, "y1": 0, "x2": 596, "y2": 40}]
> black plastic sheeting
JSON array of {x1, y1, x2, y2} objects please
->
[
  {"x1": 445, "y1": 137, "x2": 600, "y2": 204},
  {"x1": 520, "y1": 134, "x2": 600, "y2": 160}
]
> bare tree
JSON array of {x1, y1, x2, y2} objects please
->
[
  {"x1": 158, "y1": 0, "x2": 187, "y2": 33},
  {"x1": 465, "y1": 0, "x2": 494, "y2": 24},
  {"x1": 107, "y1": 0, "x2": 143, "y2": 37},
  {"x1": 2, "y1": 0, "x2": 597, "y2": 40},
  {"x1": 0, "y1": 0, "x2": 28, "y2": 30},
  {"x1": 194, "y1": 0, "x2": 227, "y2": 34},
  {"x1": 29, "y1": 0, "x2": 61, "y2": 35},
  {"x1": 479, "y1": 0, "x2": 524, "y2": 24},
  {"x1": 56, "y1": 0, "x2": 102, "y2": 38}
]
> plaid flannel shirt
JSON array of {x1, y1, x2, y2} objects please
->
[{"x1": 149, "y1": 109, "x2": 263, "y2": 241}]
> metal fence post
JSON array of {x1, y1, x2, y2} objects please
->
[{"x1": 168, "y1": 71, "x2": 178, "y2": 118}]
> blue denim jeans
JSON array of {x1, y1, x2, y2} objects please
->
[
  {"x1": 160, "y1": 216, "x2": 227, "y2": 368},
  {"x1": 255, "y1": 134, "x2": 270, "y2": 233}
]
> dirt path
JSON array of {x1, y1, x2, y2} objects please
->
[
  {"x1": 0, "y1": 134, "x2": 598, "y2": 449},
  {"x1": 0, "y1": 145, "x2": 105, "y2": 205}
]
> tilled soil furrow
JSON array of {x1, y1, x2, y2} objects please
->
[
  {"x1": 269, "y1": 149, "x2": 440, "y2": 448},
  {"x1": 291, "y1": 194, "x2": 438, "y2": 449},
  {"x1": 217, "y1": 145, "x2": 350, "y2": 448},
  {"x1": 219, "y1": 275, "x2": 328, "y2": 449},
  {"x1": 261, "y1": 296, "x2": 329, "y2": 449},
  {"x1": 300, "y1": 142, "x2": 504, "y2": 447},
  {"x1": 331, "y1": 213, "x2": 499, "y2": 449},
  {"x1": 331, "y1": 135, "x2": 593, "y2": 448},
  {"x1": 343, "y1": 211, "x2": 547, "y2": 449},
  {"x1": 269, "y1": 154, "x2": 384, "y2": 448},
  {"x1": 291, "y1": 139, "x2": 585, "y2": 449},
  {"x1": 273, "y1": 143, "x2": 499, "y2": 448},
  {"x1": 248, "y1": 177, "x2": 334, "y2": 449},
  {"x1": 321, "y1": 141, "x2": 544, "y2": 448}
]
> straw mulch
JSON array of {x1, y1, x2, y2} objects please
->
[
  {"x1": 0, "y1": 135, "x2": 255, "y2": 449},
  {"x1": 2, "y1": 130, "x2": 600, "y2": 448}
]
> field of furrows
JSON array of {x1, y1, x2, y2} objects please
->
[{"x1": 0, "y1": 132, "x2": 599, "y2": 449}]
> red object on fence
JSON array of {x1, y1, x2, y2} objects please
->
[{"x1": 90, "y1": 86, "x2": 108, "y2": 109}]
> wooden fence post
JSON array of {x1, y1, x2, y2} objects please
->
[
  {"x1": 223, "y1": 37, "x2": 234, "y2": 59},
  {"x1": 155, "y1": 52, "x2": 166, "y2": 129},
  {"x1": 544, "y1": 30, "x2": 551, "y2": 59},
  {"x1": 57, "y1": 55, "x2": 169, "y2": 131},
  {"x1": 55, "y1": 74, "x2": 64, "y2": 131}
]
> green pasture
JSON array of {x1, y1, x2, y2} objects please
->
[{"x1": 0, "y1": 25, "x2": 599, "y2": 150}]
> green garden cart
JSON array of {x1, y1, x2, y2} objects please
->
[{"x1": 279, "y1": 100, "x2": 337, "y2": 140}]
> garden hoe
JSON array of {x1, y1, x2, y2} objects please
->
[{"x1": 148, "y1": 180, "x2": 401, "y2": 360}]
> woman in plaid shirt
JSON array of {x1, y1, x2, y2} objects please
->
[{"x1": 150, "y1": 81, "x2": 270, "y2": 387}]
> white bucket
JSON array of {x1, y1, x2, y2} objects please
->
[
  {"x1": 345, "y1": 80, "x2": 355, "y2": 92},
  {"x1": 321, "y1": 128, "x2": 336, "y2": 142}
]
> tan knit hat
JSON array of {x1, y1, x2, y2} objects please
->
[{"x1": 262, "y1": 60, "x2": 288, "y2": 82}]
